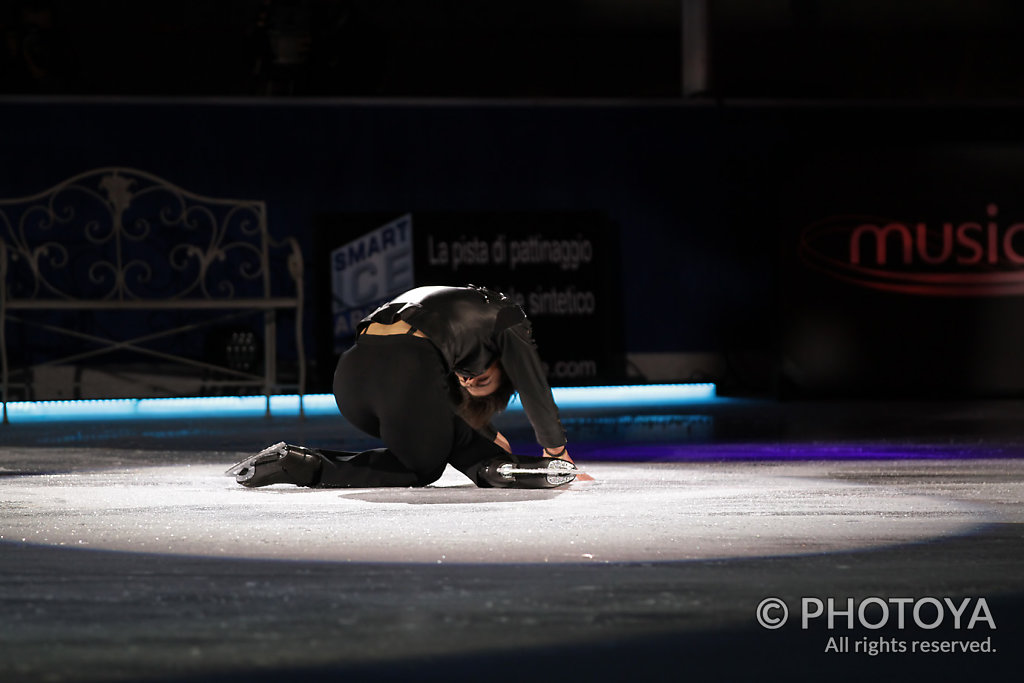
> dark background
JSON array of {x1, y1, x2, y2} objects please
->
[{"x1": 4, "y1": 0, "x2": 1024, "y2": 397}]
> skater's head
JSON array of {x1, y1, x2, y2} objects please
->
[
  {"x1": 457, "y1": 362, "x2": 504, "y2": 398},
  {"x1": 455, "y1": 362, "x2": 515, "y2": 430}
]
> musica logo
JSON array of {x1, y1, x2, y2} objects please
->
[{"x1": 799, "y1": 204, "x2": 1024, "y2": 296}]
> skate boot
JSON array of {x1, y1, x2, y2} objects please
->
[
  {"x1": 478, "y1": 454, "x2": 578, "y2": 489},
  {"x1": 225, "y1": 442, "x2": 323, "y2": 488}
]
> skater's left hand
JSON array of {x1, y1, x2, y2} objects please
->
[
  {"x1": 542, "y1": 446, "x2": 595, "y2": 481},
  {"x1": 542, "y1": 445, "x2": 574, "y2": 466},
  {"x1": 543, "y1": 446, "x2": 593, "y2": 482}
]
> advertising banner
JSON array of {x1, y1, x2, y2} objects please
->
[
  {"x1": 316, "y1": 211, "x2": 622, "y2": 389},
  {"x1": 329, "y1": 214, "x2": 414, "y2": 352},
  {"x1": 778, "y1": 145, "x2": 1024, "y2": 397}
]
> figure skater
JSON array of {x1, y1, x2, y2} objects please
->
[{"x1": 228, "y1": 284, "x2": 577, "y2": 489}]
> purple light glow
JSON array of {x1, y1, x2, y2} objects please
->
[{"x1": 570, "y1": 442, "x2": 1024, "y2": 462}]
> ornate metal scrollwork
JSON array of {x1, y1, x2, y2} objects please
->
[
  {"x1": 0, "y1": 167, "x2": 305, "y2": 420},
  {"x1": 1, "y1": 168, "x2": 275, "y2": 302}
]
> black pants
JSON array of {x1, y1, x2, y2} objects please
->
[{"x1": 325, "y1": 333, "x2": 508, "y2": 487}]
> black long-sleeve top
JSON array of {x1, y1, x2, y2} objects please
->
[{"x1": 359, "y1": 285, "x2": 567, "y2": 449}]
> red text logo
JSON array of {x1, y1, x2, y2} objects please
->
[{"x1": 799, "y1": 205, "x2": 1024, "y2": 296}]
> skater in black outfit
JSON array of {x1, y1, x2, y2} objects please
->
[{"x1": 228, "y1": 285, "x2": 577, "y2": 489}]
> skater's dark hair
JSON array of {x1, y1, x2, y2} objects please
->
[{"x1": 453, "y1": 364, "x2": 516, "y2": 430}]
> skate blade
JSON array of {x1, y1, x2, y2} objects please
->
[
  {"x1": 497, "y1": 459, "x2": 579, "y2": 486},
  {"x1": 224, "y1": 441, "x2": 288, "y2": 477},
  {"x1": 494, "y1": 465, "x2": 583, "y2": 476}
]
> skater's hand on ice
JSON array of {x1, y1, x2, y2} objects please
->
[
  {"x1": 543, "y1": 446, "x2": 574, "y2": 465},
  {"x1": 494, "y1": 432, "x2": 512, "y2": 453},
  {"x1": 544, "y1": 446, "x2": 594, "y2": 482}
]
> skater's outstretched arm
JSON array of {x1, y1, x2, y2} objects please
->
[{"x1": 495, "y1": 321, "x2": 567, "y2": 450}]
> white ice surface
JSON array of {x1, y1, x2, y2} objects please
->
[{"x1": 1, "y1": 458, "x2": 1008, "y2": 564}]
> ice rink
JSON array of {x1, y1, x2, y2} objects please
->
[{"x1": 2, "y1": 397, "x2": 1023, "y2": 681}]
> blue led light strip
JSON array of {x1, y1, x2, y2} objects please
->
[
  {"x1": 2, "y1": 383, "x2": 716, "y2": 423},
  {"x1": 539, "y1": 383, "x2": 716, "y2": 409}
]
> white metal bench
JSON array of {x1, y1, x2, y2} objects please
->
[{"x1": 0, "y1": 167, "x2": 305, "y2": 423}]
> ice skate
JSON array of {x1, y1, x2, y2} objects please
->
[
  {"x1": 225, "y1": 442, "x2": 323, "y2": 488},
  {"x1": 479, "y1": 454, "x2": 579, "y2": 489}
]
